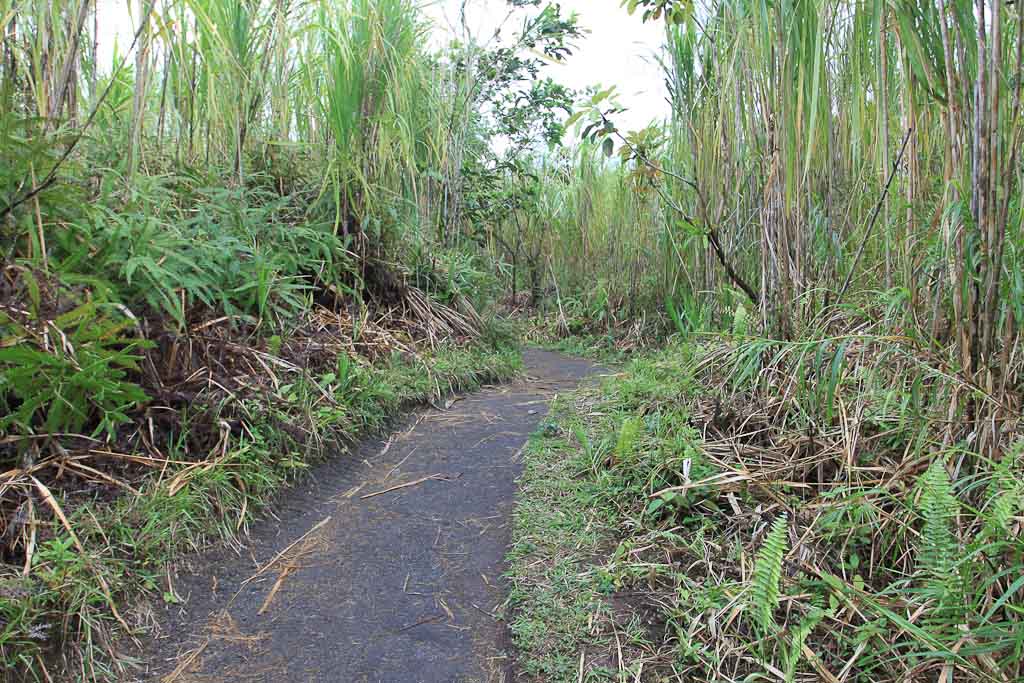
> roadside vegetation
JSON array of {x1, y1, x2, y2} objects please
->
[
  {"x1": 509, "y1": 335, "x2": 1024, "y2": 681},
  {"x1": 0, "y1": 0, "x2": 566, "y2": 679},
  {"x1": 502, "y1": 0, "x2": 1024, "y2": 680},
  {"x1": 2, "y1": 0, "x2": 1023, "y2": 680}
]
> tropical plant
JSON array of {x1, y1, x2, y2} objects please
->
[{"x1": 750, "y1": 513, "x2": 789, "y2": 634}]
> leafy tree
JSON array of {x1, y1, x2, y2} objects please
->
[
  {"x1": 450, "y1": 1, "x2": 582, "y2": 297},
  {"x1": 619, "y1": 0, "x2": 692, "y2": 24}
]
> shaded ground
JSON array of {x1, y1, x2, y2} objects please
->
[{"x1": 139, "y1": 349, "x2": 605, "y2": 683}]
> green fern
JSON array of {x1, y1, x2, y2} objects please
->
[
  {"x1": 614, "y1": 416, "x2": 642, "y2": 464},
  {"x1": 982, "y1": 449, "x2": 1023, "y2": 543},
  {"x1": 918, "y1": 462, "x2": 959, "y2": 576},
  {"x1": 784, "y1": 607, "x2": 824, "y2": 682},
  {"x1": 750, "y1": 513, "x2": 788, "y2": 634},
  {"x1": 916, "y1": 461, "x2": 962, "y2": 628}
]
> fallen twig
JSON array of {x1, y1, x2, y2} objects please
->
[
  {"x1": 236, "y1": 516, "x2": 331, "y2": 593},
  {"x1": 161, "y1": 638, "x2": 209, "y2": 683},
  {"x1": 360, "y1": 473, "x2": 457, "y2": 499},
  {"x1": 393, "y1": 614, "x2": 445, "y2": 633},
  {"x1": 258, "y1": 562, "x2": 297, "y2": 616},
  {"x1": 382, "y1": 447, "x2": 418, "y2": 482}
]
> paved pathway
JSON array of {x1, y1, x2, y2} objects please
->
[{"x1": 144, "y1": 349, "x2": 604, "y2": 683}]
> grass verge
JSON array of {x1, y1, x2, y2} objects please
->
[
  {"x1": 2, "y1": 343, "x2": 520, "y2": 682},
  {"x1": 506, "y1": 346, "x2": 700, "y2": 681},
  {"x1": 507, "y1": 340, "x2": 1024, "y2": 682}
]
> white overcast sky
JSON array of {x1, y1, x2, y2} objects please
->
[
  {"x1": 96, "y1": 0, "x2": 669, "y2": 131},
  {"x1": 421, "y1": 0, "x2": 669, "y2": 130}
]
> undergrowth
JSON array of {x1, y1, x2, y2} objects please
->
[
  {"x1": 1, "y1": 343, "x2": 519, "y2": 681},
  {"x1": 517, "y1": 309, "x2": 667, "y2": 365},
  {"x1": 508, "y1": 339, "x2": 1024, "y2": 682}
]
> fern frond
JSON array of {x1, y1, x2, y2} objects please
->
[
  {"x1": 918, "y1": 461, "x2": 959, "y2": 577},
  {"x1": 982, "y1": 448, "x2": 1023, "y2": 542},
  {"x1": 784, "y1": 607, "x2": 824, "y2": 683},
  {"x1": 750, "y1": 513, "x2": 788, "y2": 634},
  {"x1": 916, "y1": 461, "x2": 962, "y2": 629},
  {"x1": 614, "y1": 416, "x2": 642, "y2": 465}
]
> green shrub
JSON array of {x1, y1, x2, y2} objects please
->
[{"x1": 0, "y1": 297, "x2": 149, "y2": 442}]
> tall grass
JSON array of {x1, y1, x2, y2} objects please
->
[
  {"x1": 499, "y1": 3, "x2": 1024, "y2": 678},
  {"x1": 502, "y1": 0, "x2": 1022, "y2": 447},
  {"x1": 0, "y1": 0, "x2": 489, "y2": 254},
  {"x1": 0, "y1": 0, "x2": 535, "y2": 676}
]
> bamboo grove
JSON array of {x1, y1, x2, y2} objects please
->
[
  {"x1": 656, "y1": 0, "x2": 1023, "y2": 379},
  {"x1": 506, "y1": 0, "x2": 1022, "y2": 457}
]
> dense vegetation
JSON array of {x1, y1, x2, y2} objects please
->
[
  {"x1": 0, "y1": 0, "x2": 570, "y2": 678},
  {"x1": 503, "y1": 0, "x2": 1024, "y2": 679},
  {"x1": 1, "y1": 0, "x2": 1022, "y2": 680},
  {"x1": 509, "y1": 337, "x2": 1024, "y2": 680}
]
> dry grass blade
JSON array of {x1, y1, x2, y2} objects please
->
[
  {"x1": 360, "y1": 473, "x2": 457, "y2": 499},
  {"x1": 256, "y1": 534, "x2": 323, "y2": 616},
  {"x1": 236, "y1": 517, "x2": 332, "y2": 594},
  {"x1": 29, "y1": 477, "x2": 132, "y2": 634},
  {"x1": 161, "y1": 638, "x2": 210, "y2": 683}
]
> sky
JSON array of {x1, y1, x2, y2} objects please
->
[
  {"x1": 421, "y1": 0, "x2": 670, "y2": 131},
  {"x1": 95, "y1": 0, "x2": 669, "y2": 131}
]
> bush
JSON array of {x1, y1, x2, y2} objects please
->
[{"x1": 0, "y1": 275, "x2": 149, "y2": 444}]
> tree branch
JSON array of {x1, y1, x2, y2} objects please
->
[
  {"x1": 0, "y1": 0, "x2": 155, "y2": 220},
  {"x1": 604, "y1": 118, "x2": 760, "y2": 305}
]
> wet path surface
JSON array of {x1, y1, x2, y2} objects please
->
[{"x1": 143, "y1": 349, "x2": 605, "y2": 683}]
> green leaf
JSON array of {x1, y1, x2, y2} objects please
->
[
  {"x1": 646, "y1": 498, "x2": 666, "y2": 515},
  {"x1": 564, "y1": 110, "x2": 586, "y2": 128}
]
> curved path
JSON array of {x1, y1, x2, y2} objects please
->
[{"x1": 144, "y1": 349, "x2": 604, "y2": 683}]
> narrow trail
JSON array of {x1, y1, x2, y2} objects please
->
[{"x1": 144, "y1": 349, "x2": 605, "y2": 683}]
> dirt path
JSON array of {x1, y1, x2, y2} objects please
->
[{"x1": 142, "y1": 349, "x2": 604, "y2": 683}]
